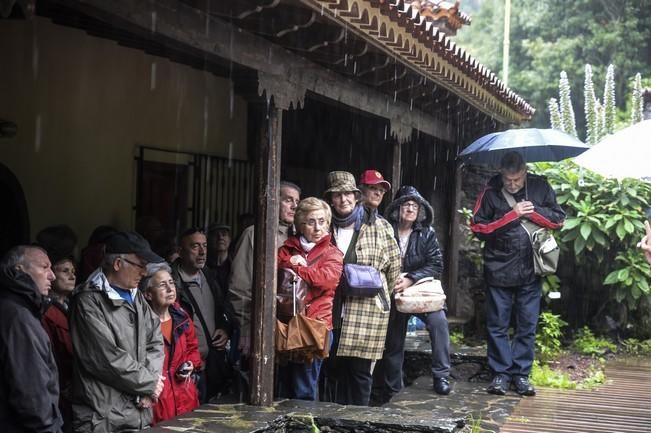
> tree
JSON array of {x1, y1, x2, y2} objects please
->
[
  {"x1": 584, "y1": 65, "x2": 598, "y2": 145},
  {"x1": 603, "y1": 65, "x2": 616, "y2": 135},
  {"x1": 548, "y1": 98, "x2": 561, "y2": 131},
  {"x1": 630, "y1": 73, "x2": 643, "y2": 124},
  {"x1": 559, "y1": 71, "x2": 577, "y2": 137}
]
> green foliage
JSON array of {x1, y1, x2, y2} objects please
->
[
  {"x1": 572, "y1": 327, "x2": 616, "y2": 356},
  {"x1": 584, "y1": 65, "x2": 598, "y2": 144},
  {"x1": 548, "y1": 98, "x2": 562, "y2": 130},
  {"x1": 455, "y1": 0, "x2": 651, "y2": 134},
  {"x1": 603, "y1": 65, "x2": 617, "y2": 135},
  {"x1": 530, "y1": 360, "x2": 576, "y2": 389},
  {"x1": 621, "y1": 338, "x2": 651, "y2": 355},
  {"x1": 531, "y1": 160, "x2": 651, "y2": 313},
  {"x1": 578, "y1": 366, "x2": 606, "y2": 389},
  {"x1": 450, "y1": 331, "x2": 465, "y2": 346},
  {"x1": 536, "y1": 311, "x2": 567, "y2": 362}
]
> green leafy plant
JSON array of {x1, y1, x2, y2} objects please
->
[
  {"x1": 536, "y1": 311, "x2": 568, "y2": 362},
  {"x1": 579, "y1": 366, "x2": 607, "y2": 389},
  {"x1": 621, "y1": 338, "x2": 641, "y2": 355},
  {"x1": 450, "y1": 331, "x2": 465, "y2": 346},
  {"x1": 572, "y1": 327, "x2": 616, "y2": 356},
  {"x1": 640, "y1": 339, "x2": 651, "y2": 354},
  {"x1": 530, "y1": 360, "x2": 576, "y2": 389}
]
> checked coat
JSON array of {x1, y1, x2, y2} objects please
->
[{"x1": 334, "y1": 213, "x2": 401, "y2": 360}]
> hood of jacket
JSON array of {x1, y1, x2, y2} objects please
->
[
  {"x1": 0, "y1": 264, "x2": 46, "y2": 316},
  {"x1": 81, "y1": 267, "x2": 138, "y2": 302},
  {"x1": 385, "y1": 185, "x2": 434, "y2": 228}
]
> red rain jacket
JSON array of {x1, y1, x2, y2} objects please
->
[
  {"x1": 278, "y1": 234, "x2": 343, "y2": 330},
  {"x1": 153, "y1": 303, "x2": 202, "y2": 425}
]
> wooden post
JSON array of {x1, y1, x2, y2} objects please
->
[
  {"x1": 391, "y1": 139, "x2": 402, "y2": 191},
  {"x1": 445, "y1": 161, "x2": 463, "y2": 316},
  {"x1": 250, "y1": 104, "x2": 282, "y2": 406}
]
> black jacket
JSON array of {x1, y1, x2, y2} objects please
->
[
  {"x1": 385, "y1": 186, "x2": 444, "y2": 282},
  {"x1": 470, "y1": 173, "x2": 565, "y2": 287},
  {"x1": 0, "y1": 268, "x2": 63, "y2": 433}
]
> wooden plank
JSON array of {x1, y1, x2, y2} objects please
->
[
  {"x1": 249, "y1": 105, "x2": 282, "y2": 406},
  {"x1": 52, "y1": 0, "x2": 453, "y2": 141}
]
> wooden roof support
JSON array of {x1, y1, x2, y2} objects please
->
[{"x1": 56, "y1": 0, "x2": 453, "y2": 141}]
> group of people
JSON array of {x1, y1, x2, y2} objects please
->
[{"x1": 4, "y1": 151, "x2": 602, "y2": 432}]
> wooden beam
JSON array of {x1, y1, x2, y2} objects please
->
[
  {"x1": 55, "y1": 0, "x2": 453, "y2": 142},
  {"x1": 250, "y1": 105, "x2": 282, "y2": 406},
  {"x1": 445, "y1": 161, "x2": 464, "y2": 316}
]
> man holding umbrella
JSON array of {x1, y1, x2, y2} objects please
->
[{"x1": 470, "y1": 151, "x2": 564, "y2": 396}]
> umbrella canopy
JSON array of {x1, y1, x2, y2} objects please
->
[
  {"x1": 459, "y1": 128, "x2": 589, "y2": 166},
  {"x1": 574, "y1": 119, "x2": 651, "y2": 180}
]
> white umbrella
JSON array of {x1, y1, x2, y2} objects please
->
[{"x1": 574, "y1": 119, "x2": 651, "y2": 180}]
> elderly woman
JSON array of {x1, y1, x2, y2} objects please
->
[
  {"x1": 140, "y1": 264, "x2": 201, "y2": 424},
  {"x1": 324, "y1": 171, "x2": 401, "y2": 406},
  {"x1": 41, "y1": 255, "x2": 76, "y2": 432},
  {"x1": 375, "y1": 185, "x2": 451, "y2": 402},
  {"x1": 277, "y1": 197, "x2": 343, "y2": 400}
]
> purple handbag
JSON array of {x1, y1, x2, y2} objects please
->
[{"x1": 342, "y1": 264, "x2": 383, "y2": 297}]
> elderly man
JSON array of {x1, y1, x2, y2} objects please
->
[
  {"x1": 229, "y1": 181, "x2": 301, "y2": 355},
  {"x1": 69, "y1": 231, "x2": 165, "y2": 432},
  {"x1": 471, "y1": 151, "x2": 564, "y2": 396},
  {"x1": 172, "y1": 227, "x2": 234, "y2": 402},
  {"x1": 0, "y1": 245, "x2": 63, "y2": 433},
  {"x1": 359, "y1": 169, "x2": 391, "y2": 212}
]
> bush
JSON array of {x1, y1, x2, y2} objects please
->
[
  {"x1": 572, "y1": 326, "x2": 617, "y2": 356},
  {"x1": 536, "y1": 311, "x2": 568, "y2": 362}
]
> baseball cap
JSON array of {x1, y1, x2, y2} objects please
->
[
  {"x1": 359, "y1": 169, "x2": 391, "y2": 191},
  {"x1": 105, "y1": 231, "x2": 164, "y2": 264}
]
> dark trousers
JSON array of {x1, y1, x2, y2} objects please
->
[
  {"x1": 329, "y1": 356, "x2": 373, "y2": 406},
  {"x1": 485, "y1": 280, "x2": 541, "y2": 378},
  {"x1": 374, "y1": 304, "x2": 450, "y2": 402}
]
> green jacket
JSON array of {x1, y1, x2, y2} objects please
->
[{"x1": 69, "y1": 269, "x2": 164, "y2": 432}]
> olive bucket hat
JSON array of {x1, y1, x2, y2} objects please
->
[{"x1": 324, "y1": 171, "x2": 361, "y2": 199}]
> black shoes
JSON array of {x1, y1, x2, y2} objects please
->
[
  {"x1": 433, "y1": 377, "x2": 451, "y2": 395},
  {"x1": 512, "y1": 376, "x2": 536, "y2": 396},
  {"x1": 486, "y1": 374, "x2": 509, "y2": 395}
]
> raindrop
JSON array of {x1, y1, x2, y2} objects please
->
[
  {"x1": 321, "y1": 5, "x2": 324, "y2": 15},
  {"x1": 34, "y1": 114, "x2": 42, "y2": 152},
  {"x1": 384, "y1": 125, "x2": 388, "y2": 140},
  {"x1": 393, "y1": 91, "x2": 397, "y2": 102},
  {"x1": 334, "y1": 8, "x2": 337, "y2": 17},
  {"x1": 433, "y1": 176, "x2": 437, "y2": 191},
  {"x1": 353, "y1": 61, "x2": 357, "y2": 74},
  {"x1": 410, "y1": 98, "x2": 413, "y2": 111},
  {"x1": 344, "y1": 54, "x2": 348, "y2": 67},
  {"x1": 151, "y1": 11, "x2": 157, "y2": 33},
  {"x1": 228, "y1": 141, "x2": 233, "y2": 168},
  {"x1": 32, "y1": 34, "x2": 39, "y2": 80},
  {"x1": 150, "y1": 62, "x2": 157, "y2": 90},
  {"x1": 203, "y1": 96, "x2": 209, "y2": 148},
  {"x1": 415, "y1": 151, "x2": 419, "y2": 166},
  {"x1": 386, "y1": 98, "x2": 389, "y2": 113},
  {"x1": 266, "y1": 93, "x2": 271, "y2": 119},
  {"x1": 229, "y1": 80, "x2": 234, "y2": 119}
]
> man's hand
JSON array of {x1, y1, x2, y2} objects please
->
[
  {"x1": 152, "y1": 375, "x2": 165, "y2": 400},
  {"x1": 137, "y1": 395, "x2": 155, "y2": 409},
  {"x1": 211, "y1": 328, "x2": 229, "y2": 349},
  {"x1": 239, "y1": 330, "x2": 251, "y2": 355},
  {"x1": 289, "y1": 255, "x2": 307, "y2": 266},
  {"x1": 513, "y1": 200, "x2": 535, "y2": 218},
  {"x1": 638, "y1": 220, "x2": 651, "y2": 265},
  {"x1": 393, "y1": 275, "x2": 414, "y2": 294}
]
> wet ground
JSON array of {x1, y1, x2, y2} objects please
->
[{"x1": 149, "y1": 332, "x2": 523, "y2": 432}]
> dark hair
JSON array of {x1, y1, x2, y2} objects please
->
[
  {"x1": 178, "y1": 227, "x2": 206, "y2": 243},
  {"x1": 36, "y1": 224, "x2": 78, "y2": 262},
  {"x1": 500, "y1": 151, "x2": 526, "y2": 174}
]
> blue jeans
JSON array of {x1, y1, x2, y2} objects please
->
[
  {"x1": 286, "y1": 330, "x2": 332, "y2": 400},
  {"x1": 485, "y1": 280, "x2": 541, "y2": 378},
  {"x1": 376, "y1": 304, "x2": 450, "y2": 400}
]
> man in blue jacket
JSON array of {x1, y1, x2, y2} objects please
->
[
  {"x1": 0, "y1": 245, "x2": 63, "y2": 433},
  {"x1": 471, "y1": 151, "x2": 564, "y2": 396}
]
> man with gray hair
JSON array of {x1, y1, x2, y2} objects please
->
[
  {"x1": 471, "y1": 151, "x2": 564, "y2": 397},
  {"x1": 0, "y1": 245, "x2": 63, "y2": 432},
  {"x1": 69, "y1": 231, "x2": 165, "y2": 432}
]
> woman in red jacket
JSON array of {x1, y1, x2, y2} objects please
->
[
  {"x1": 278, "y1": 197, "x2": 344, "y2": 400},
  {"x1": 141, "y1": 264, "x2": 201, "y2": 424}
]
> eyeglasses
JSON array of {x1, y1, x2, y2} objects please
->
[
  {"x1": 121, "y1": 257, "x2": 146, "y2": 270},
  {"x1": 302, "y1": 218, "x2": 327, "y2": 228},
  {"x1": 400, "y1": 202, "x2": 419, "y2": 210}
]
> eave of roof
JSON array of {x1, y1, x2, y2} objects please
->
[{"x1": 300, "y1": 0, "x2": 534, "y2": 123}]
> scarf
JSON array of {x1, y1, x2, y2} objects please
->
[
  {"x1": 299, "y1": 236, "x2": 316, "y2": 253},
  {"x1": 332, "y1": 204, "x2": 365, "y2": 231}
]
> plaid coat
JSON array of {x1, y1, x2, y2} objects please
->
[{"x1": 335, "y1": 216, "x2": 401, "y2": 360}]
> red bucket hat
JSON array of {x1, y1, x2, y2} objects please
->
[{"x1": 359, "y1": 169, "x2": 391, "y2": 191}]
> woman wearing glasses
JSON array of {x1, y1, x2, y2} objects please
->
[
  {"x1": 140, "y1": 264, "x2": 201, "y2": 424},
  {"x1": 374, "y1": 185, "x2": 451, "y2": 404},
  {"x1": 277, "y1": 197, "x2": 343, "y2": 400}
]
